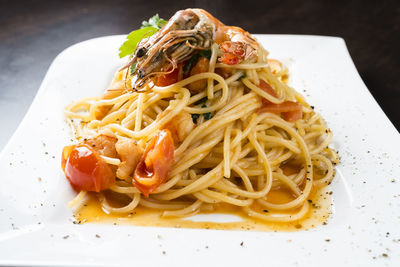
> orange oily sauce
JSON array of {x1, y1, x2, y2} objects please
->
[{"x1": 73, "y1": 168, "x2": 333, "y2": 231}]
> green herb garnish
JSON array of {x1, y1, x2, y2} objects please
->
[
  {"x1": 191, "y1": 113, "x2": 200, "y2": 123},
  {"x1": 119, "y1": 14, "x2": 167, "y2": 58},
  {"x1": 198, "y1": 49, "x2": 212, "y2": 59},
  {"x1": 191, "y1": 97, "x2": 212, "y2": 123},
  {"x1": 203, "y1": 112, "x2": 213, "y2": 120},
  {"x1": 183, "y1": 54, "x2": 200, "y2": 75},
  {"x1": 141, "y1": 14, "x2": 167, "y2": 29},
  {"x1": 194, "y1": 97, "x2": 208, "y2": 106}
]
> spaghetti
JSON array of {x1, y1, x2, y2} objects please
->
[{"x1": 62, "y1": 9, "x2": 339, "y2": 225}]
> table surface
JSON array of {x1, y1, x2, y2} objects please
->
[{"x1": 0, "y1": 0, "x2": 399, "y2": 150}]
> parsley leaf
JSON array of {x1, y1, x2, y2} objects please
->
[
  {"x1": 200, "y1": 103, "x2": 213, "y2": 120},
  {"x1": 118, "y1": 14, "x2": 167, "y2": 58},
  {"x1": 141, "y1": 14, "x2": 167, "y2": 29},
  {"x1": 198, "y1": 49, "x2": 212, "y2": 59},
  {"x1": 191, "y1": 114, "x2": 200, "y2": 123},
  {"x1": 194, "y1": 97, "x2": 208, "y2": 106},
  {"x1": 203, "y1": 112, "x2": 213, "y2": 120},
  {"x1": 119, "y1": 26, "x2": 158, "y2": 58}
]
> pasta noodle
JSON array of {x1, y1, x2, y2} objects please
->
[{"x1": 62, "y1": 9, "x2": 339, "y2": 225}]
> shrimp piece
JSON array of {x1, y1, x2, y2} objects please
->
[
  {"x1": 84, "y1": 134, "x2": 118, "y2": 158},
  {"x1": 76, "y1": 133, "x2": 145, "y2": 180},
  {"x1": 268, "y1": 59, "x2": 283, "y2": 74},
  {"x1": 164, "y1": 111, "x2": 195, "y2": 143},
  {"x1": 115, "y1": 139, "x2": 144, "y2": 180},
  {"x1": 127, "y1": 8, "x2": 260, "y2": 88}
]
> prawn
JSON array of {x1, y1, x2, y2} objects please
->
[{"x1": 126, "y1": 8, "x2": 260, "y2": 89}]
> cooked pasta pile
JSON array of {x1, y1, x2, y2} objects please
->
[{"x1": 64, "y1": 43, "x2": 338, "y2": 222}]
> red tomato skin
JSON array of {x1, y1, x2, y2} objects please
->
[
  {"x1": 62, "y1": 144, "x2": 115, "y2": 192},
  {"x1": 155, "y1": 65, "x2": 182, "y2": 87},
  {"x1": 282, "y1": 110, "x2": 303, "y2": 122},
  {"x1": 258, "y1": 79, "x2": 278, "y2": 104},
  {"x1": 133, "y1": 129, "x2": 174, "y2": 197},
  {"x1": 259, "y1": 101, "x2": 303, "y2": 122}
]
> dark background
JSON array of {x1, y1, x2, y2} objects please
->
[{"x1": 0, "y1": 0, "x2": 399, "y2": 148}]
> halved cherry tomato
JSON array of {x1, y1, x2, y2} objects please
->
[
  {"x1": 258, "y1": 79, "x2": 278, "y2": 104},
  {"x1": 155, "y1": 64, "x2": 183, "y2": 87},
  {"x1": 259, "y1": 101, "x2": 303, "y2": 122},
  {"x1": 257, "y1": 80, "x2": 302, "y2": 122},
  {"x1": 259, "y1": 101, "x2": 302, "y2": 113},
  {"x1": 61, "y1": 144, "x2": 115, "y2": 192},
  {"x1": 282, "y1": 109, "x2": 303, "y2": 122},
  {"x1": 133, "y1": 129, "x2": 174, "y2": 197}
]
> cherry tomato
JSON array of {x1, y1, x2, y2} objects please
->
[
  {"x1": 61, "y1": 144, "x2": 115, "y2": 192},
  {"x1": 259, "y1": 101, "x2": 303, "y2": 122},
  {"x1": 258, "y1": 79, "x2": 278, "y2": 104},
  {"x1": 155, "y1": 64, "x2": 183, "y2": 87},
  {"x1": 133, "y1": 129, "x2": 174, "y2": 197},
  {"x1": 282, "y1": 109, "x2": 303, "y2": 122}
]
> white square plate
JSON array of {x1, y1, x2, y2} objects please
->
[{"x1": 0, "y1": 35, "x2": 399, "y2": 266}]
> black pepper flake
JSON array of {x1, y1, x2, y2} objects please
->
[
  {"x1": 382, "y1": 253, "x2": 388, "y2": 257},
  {"x1": 310, "y1": 106, "x2": 314, "y2": 109},
  {"x1": 306, "y1": 178, "x2": 311, "y2": 181},
  {"x1": 263, "y1": 209, "x2": 269, "y2": 213},
  {"x1": 307, "y1": 200, "x2": 312, "y2": 203},
  {"x1": 325, "y1": 239, "x2": 330, "y2": 242},
  {"x1": 240, "y1": 241, "x2": 244, "y2": 246},
  {"x1": 63, "y1": 235, "x2": 70, "y2": 239},
  {"x1": 162, "y1": 251, "x2": 166, "y2": 255},
  {"x1": 95, "y1": 234, "x2": 101, "y2": 238}
]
